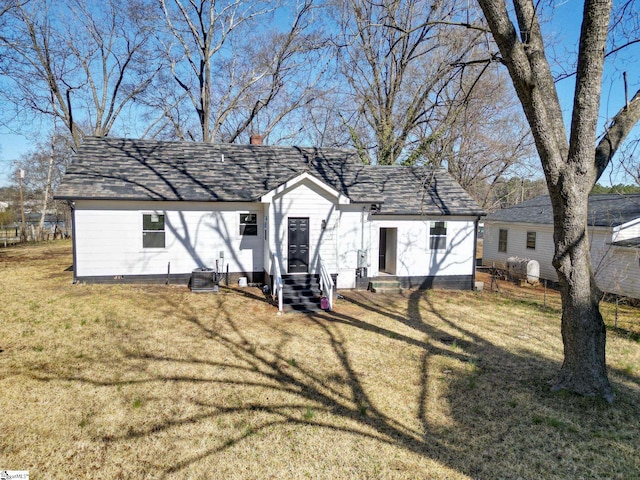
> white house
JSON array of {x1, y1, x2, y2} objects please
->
[
  {"x1": 483, "y1": 195, "x2": 640, "y2": 299},
  {"x1": 55, "y1": 137, "x2": 485, "y2": 309}
]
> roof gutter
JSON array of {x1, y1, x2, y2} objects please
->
[{"x1": 371, "y1": 211, "x2": 485, "y2": 217}]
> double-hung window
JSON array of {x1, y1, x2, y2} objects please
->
[
  {"x1": 143, "y1": 213, "x2": 165, "y2": 248},
  {"x1": 240, "y1": 213, "x2": 258, "y2": 236},
  {"x1": 526, "y1": 231, "x2": 536, "y2": 250},
  {"x1": 430, "y1": 221, "x2": 447, "y2": 250},
  {"x1": 498, "y1": 229, "x2": 508, "y2": 253}
]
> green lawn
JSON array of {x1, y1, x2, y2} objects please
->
[{"x1": 1, "y1": 241, "x2": 638, "y2": 479}]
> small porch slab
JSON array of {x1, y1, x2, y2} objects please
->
[{"x1": 368, "y1": 277, "x2": 402, "y2": 294}]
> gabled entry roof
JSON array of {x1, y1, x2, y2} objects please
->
[
  {"x1": 56, "y1": 137, "x2": 485, "y2": 217},
  {"x1": 260, "y1": 171, "x2": 352, "y2": 205}
]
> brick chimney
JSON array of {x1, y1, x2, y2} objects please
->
[{"x1": 250, "y1": 134, "x2": 263, "y2": 145}]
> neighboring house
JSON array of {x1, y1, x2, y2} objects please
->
[
  {"x1": 55, "y1": 137, "x2": 484, "y2": 294},
  {"x1": 483, "y1": 194, "x2": 640, "y2": 299}
]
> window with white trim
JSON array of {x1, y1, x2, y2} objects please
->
[
  {"x1": 240, "y1": 213, "x2": 258, "y2": 236},
  {"x1": 430, "y1": 221, "x2": 447, "y2": 250},
  {"x1": 143, "y1": 213, "x2": 165, "y2": 248},
  {"x1": 498, "y1": 229, "x2": 508, "y2": 252},
  {"x1": 526, "y1": 231, "x2": 536, "y2": 250}
]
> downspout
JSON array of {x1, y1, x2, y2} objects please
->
[
  {"x1": 367, "y1": 208, "x2": 372, "y2": 272},
  {"x1": 361, "y1": 206, "x2": 366, "y2": 253},
  {"x1": 472, "y1": 216, "x2": 481, "y2": 290},
  {"x1": 361, "y1": 205, "x2": 368, "y2": 277},
  {"x1": 335, "y1": 210, "x2": 340, "y2": 276},
  {"x1": 69, "y1": 200, "x2": 78, "y2": 284}
]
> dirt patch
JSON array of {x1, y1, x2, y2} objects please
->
[{"x1": 477, "y1": 270, "x2": 560, "y2": 297}]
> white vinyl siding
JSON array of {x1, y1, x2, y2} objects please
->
[
  {"x1": 268, "y1": 179, "x2": 338, "y2": 275},
  {"x1": 74, "y1": 195, "x2": 481, "y2": 292},
  {"x1": 264, "y1": 180, "x2": 477, "y2": 287},
  {"x1": 485, "y1": 219, "x2": 640, "y2": 299},
  {"x1": 595, "y1": 247, "x2": 640, "y2": 299},
  {"x1": 591, "y1": 228, "x2": 640, "y2": 299},
  {"x1": 336, "y1": 207, "x2": 374, "y2": 288},
  {"x1": 73, "y1": 200, "x2": 264, "y2": 277},
  {"x1": 602, "y1": 218, "x2": 640, "y2": 298},
  {"x1": 371, "y1": 216, "x2": 477, "y2": 278},
  {"x1": 483, "y1": 222, "x2": 557, "y2": 281},
  {"x1": 334, "y1": 213, "x2": 476, "y2": 287}
]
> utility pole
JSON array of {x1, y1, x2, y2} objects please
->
[{"x1": 19, "y1": 168, "x2": 27, "y2": 242}]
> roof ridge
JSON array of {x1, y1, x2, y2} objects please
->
[{"x1": 81, "y1": 136, "x2": 359, "y2": 155}]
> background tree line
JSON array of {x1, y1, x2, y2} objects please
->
[{"x1": 0, "y1": 0, "x2": 547, "y2": 213}]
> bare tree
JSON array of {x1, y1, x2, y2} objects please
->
[
  {"x1": 477, "y1": 0, "x2": 640, "y2": 401},
  {"x1": 0, "y1": 0, "x2": 160, "y2": 148},
  {"x1": 616, "y1": 136, "x2": 640, "y2": 185},
  {"x1": 420, "y1": 65, "x2": 537, "y2": 208},
  {"x1": 296, "y1": 95, "x2": 358, "y2": 149},
  {"x1": 332, "y1": 0, "x2": 494, "y2": 165},
  {"x1": 12, "y1": 132, "x2": 74, "y2": 239},
  {"x1": 490, "y1": 176, "x2": 548, "y2": 209},
  {"x1": 0, "y1": 0, "x2": 23, "y2": 18},
  {"x1": 154, "y1": 0, "x2": 330, "y2": 144}
]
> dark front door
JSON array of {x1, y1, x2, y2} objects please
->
[{"x1": 288, "y1": 217, "x2": 309, "y2": 273}]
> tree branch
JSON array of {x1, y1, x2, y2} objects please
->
[{"x1": 595, "y1": 88, "x2": 640, "y2": 179}]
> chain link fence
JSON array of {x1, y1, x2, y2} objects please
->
[{"x1": 476, "y1": 270, "x2": 639, "y2": 338}]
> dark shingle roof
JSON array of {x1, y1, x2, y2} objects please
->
[
  {"x1": 366, "y1": 166, "x2": 485, "y2": 216},
  {"x1": 485, "y1": 194, "x2": 640, "y2": 227},
  {"x1": 56, "y1": 137, "x2": 378, "y2": 202},
  {"x1": 56, "y1": 137, "x2": 484, "y2": 216}
]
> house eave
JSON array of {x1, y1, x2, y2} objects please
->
[{"x1": 372, "y1": 211, "x2": 485, "y2": 217}]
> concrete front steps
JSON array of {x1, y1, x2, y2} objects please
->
[
  {"x1": 368, "y1": 277, "x2": 402, "y2": 294},
  {"x1": 282, "y1": 274, "x2": 323, "y2": 312}
]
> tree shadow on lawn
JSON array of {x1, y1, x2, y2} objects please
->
[{"x1": 26, "y1": 286, "x2": 640, "y2": 478}]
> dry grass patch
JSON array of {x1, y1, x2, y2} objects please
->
[{"x1": 1, "y1": 241, "x2": 639, "y2": 479}]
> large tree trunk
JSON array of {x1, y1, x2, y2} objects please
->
[
  {"x1": 550, "y1": 190, "x2": 613, "y2": 400},
  {"x1": 476, "y1": 0, "x2": 631, "y2": 401},
  {"x1": 546, "y1": 0, "x2": 614, "y2": 400}
]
